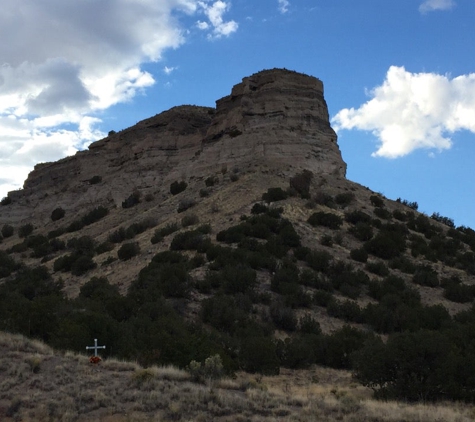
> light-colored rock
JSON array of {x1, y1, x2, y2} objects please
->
[{"x1": 0, "y1": 69, "x2": 346, "y2": 224}]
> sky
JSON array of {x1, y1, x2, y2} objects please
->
[{"x1": 1, "y1": 0, "x2": 475, "y2": 228}]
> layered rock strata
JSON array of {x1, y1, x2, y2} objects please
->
[{"x1": 1, "y1": 69, "x2": 346, "y2": 223}]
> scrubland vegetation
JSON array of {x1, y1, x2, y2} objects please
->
[{"x1": 2, "y1": 170, "x2": 475, "y2": 419}]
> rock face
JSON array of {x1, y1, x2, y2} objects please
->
[{"x1": 1, "y1": 69, "x2": 346, "y2": 223}]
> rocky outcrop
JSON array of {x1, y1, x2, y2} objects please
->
[{"x1": 1, "y1": 69, "x2": 346, "y2": 224}]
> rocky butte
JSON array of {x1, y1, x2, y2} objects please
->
[{"x1": 1, "y1": 68, "x2": 347, "y2": 224}]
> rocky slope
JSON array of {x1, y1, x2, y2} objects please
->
[{"x1": 1, "y1": 69, "x2": 346, "y2": 225}]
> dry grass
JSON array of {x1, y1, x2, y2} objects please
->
[{"x1": 1, "y1": 332, "x2": 474, "y2": 421}]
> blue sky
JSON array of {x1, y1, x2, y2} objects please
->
[{"x1": 1, "y1": 0, "x2": 474, "y2": 228}]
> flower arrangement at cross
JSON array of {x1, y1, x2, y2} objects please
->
[{"x1": 89, "y1": 356, "x2": 102, "y2": 364}]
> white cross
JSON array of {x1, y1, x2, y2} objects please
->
[{"x1": 86, "y1": 338, "x2": 106, "y2": 357}]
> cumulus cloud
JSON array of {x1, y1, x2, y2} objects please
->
[
  {"x1": 0, "y1": 0, "x2": 238, "y2": 198},
  {"x1": 419, "y1": 0, "x2": 456, "y2": 13},
  {"x1": 278, "y1": 0, "x2": 290, "y2": 14},
  {"x1": 197, "y1": 1, "x2": 238, "y2": 38},
  {"x1": 332, "y1": 66, "x2": 475, "y2": 158}
]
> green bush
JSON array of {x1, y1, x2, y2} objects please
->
[
  {"x1": 122, "y1": 191, "x2": 141, "y2": 208},
  {"x1": 188, "y1": 354, "x2": 224, "y2": 382},
  {"x1": 430, "y1": 212, "x2": 455, "y2": 228},
  {"x1": 262, "y1": 187, "x2": 288, "y2": 203},
  {"x1": 117, "y1": 242, "x2": 140, "y2": 261},
  {"x1": 365, "y1": 230, "x2": 406, "y2": 260},
  {"x1": 170, "y1": 181, "x2": 188, "y2": 195},
  {"x1": 413, "y1": 265, "x2": 439, "y2": 287},
  {"x1": 370, "y1": 195, "x2": 385, "y2": 207},
  {"x1": 373, "y1": 207, "x2": 391, "y2": 220},
  {"x1": 89, "y1": 175, "x2": 102, "y2": 184},
  {"x1": 334, "y1": 192, "x2": 355, "y2": 208},
  {"x1": 71, "y1": 255, "x2": 97, "y2": 276},
  {"x1": 205, "y1": 176, "x2": 219, "y2": 187},
  {"x1": 51, "y1": 207, "x2": 65, "y2": 221},
  {"x1": 306, "y1": 249, "x2": 332, "y2": 272},
  {"x1": 1, "y1": 196, "x2": 11, "y2": 206},
  {"x1": 396, "y1": 198, "x2": 419, "y2": 210},
  {"x1": 2, "y1": 224, "x2": 14, "y2": 238},
  {"x1": 18, "y1": 223, "x2": 34, "y2": 238},
  {"x1": 181, "y1": 214, "x2": 199, "y2": 227},
  {"x1": 366, "y1": 261, "x2": 389, "y2": 276},
  {"x1": 345, "y1": 210, "x2": 372, "y2": 225},
  {"x1": 82, "y1": 206, "x2": 109, "y2": 226},
  {"x1": 290, "y1": 170, "x2": 313, "y2": 198},
  {"x1": 170, "y1": 228, "x2": 211, "y2": 252},
  {"x1": 270, "y1": 303, "x2": 297, "y2": 331},
  {"x1": 349, "y1": 222, "x2": 373, "y2": 241},
  {"x1": 177, "y1": 198, "x2": 196, "y2": 213},
  {"x1": 308, "y1": 212, "x2": 343, "y2": 230},
  {"x1": 0, "y1": 251, "x2": 18, "y2": 278},
  {"x1": 350, "y1": 248, "x2": 368, "y2": 263}
]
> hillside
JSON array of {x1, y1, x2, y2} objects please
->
[{"x1": 2, "y1": 69, "x2": 475, "y2": 418}]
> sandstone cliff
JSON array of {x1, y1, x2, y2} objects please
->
[{"x1": 1, "y1": 68, "x2": 346, "y2": 224}]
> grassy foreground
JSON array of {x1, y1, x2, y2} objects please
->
[{"x1": 1, "y1": 332, "x2": 474, "y2": 421}]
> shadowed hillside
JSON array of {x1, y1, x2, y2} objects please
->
[{"x1": 1, "y1": 69, "x2": 475, "y2": 418}]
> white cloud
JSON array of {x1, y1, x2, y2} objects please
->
[
  {"x1": 0, "y1": 0, "x2": 238, "y2": 198},
  {"x1": 278, "y1": 0, "x2": 290, "y2": 14},
  {"x1": 164, "y1": 66, "x2": 178, "y2": 75},
  {"x1": 197, "y1": 1, "x2": 238, "y2": 38},
  {"x1": 419, "y1": 0, "x2": 456, "y2": 13},
  {"x1": 332, "y1": 66, "x2": 475, "y2": 158}
]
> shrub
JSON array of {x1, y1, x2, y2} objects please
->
[
  {"x1": 314, "y1": 192, "x2": 335, "y2": 208},
  {"x1": 51, "y1": 207, "x2": 65, "y2": 221},
  {"x1": 308, "y1": 212, "x2": 343, "y2": 229},
  {"x1": 365, "y1": 231, "x2": 406, "y2": 260},
  {"x1": 122, "y1": 191, "x2": 141, "y2": 208},
  {"x1": 188, "y1": 355, "x2": 224, "y2": 382},
  {"x1": 177, "y1": 198, "x2": 196, "y2": 213},
  {"x1": 345, "y1": 210, "x2": 371, "y2": 225},
  {"x1": 290, "y1": 170, "x2": 313, "y2": 198},
  {"x1": 431, "y1": 212, "x2": 455, "y2": 228},
  {"x1": 18, "y1": 223, "x2": 34, "y2": 238},
  {"x1": 262, "y1": 187, "x2": 288, "y2": 203},
  {"x1": 118, "y1": 242, "x2": 140, "y2": 261},
  {"x1": 397, "y1": 198, "x2": 419, "y2": 210},
  {"x1": 366, "y1": 261, "x2": 390, "y2": 276},
  {"x1": 230, "y1": 173, "x2": 239, "y2": 182},
  {"x1": 251, "y1": 203, "x2": 268, "y2": 215},
  {"x1": 370, "y1": 195, "x2": 385, "y2": 207},
  {"x1": 205, "y1": 176, "x2": 219, "y2": 187},
  {"x1": 1, "y1": 196, "x2": 12, "y2": 206},
  {"x1": 199, "y1": 188, "x2": 210, "y2": 198},
  {"x1": 2, "y1": 224, "x2": 14, "y2": 238},
  {"x1": 349, "y1": 222, "x2": 373, "y2": 241},
  {"x1": 270, "y1": 303, "x2": 297, "y2": 331},
  {"x1": 89, "y1": 175, "x2": 102, "y2": 184},
  {"x1": 181, "y1": 214, "x2": 199, "y2": 227},
  {"x1": 373, "y1": 207, "x2": 391, "y2": 220},
  {"x1": 108, "y1": 227, "x2": 127, "y2": 243},
  {"x1": 170, "y1": 181, "x2": 188, "y2": 195},
  {"x1": 144, "y1": 193, "x2": 154, "y2": 202},
  {"x1": 96, "y1": 241, "x2": 114, "y2": 255},
  {"x1": 320, "y1": 234, "x2": 333, "y2": 247},
  {"x1": 392, "y1": 210, "x2": 408, "y2": 221},
  {"x1": 306, "y1": 249, "x2": 332, "y2": 272},
  {"x1": 71, "y1": 256, "x2": 97, "y2": 276},
  {"x1": 443, "y1": 283, "x2": 474, "y2": 303},
  {"x1": 334, "y1": 192, "x2": 355, "y2": 208},
  {"x1": 413, "y1": 265, "x2": 439, "y2": 287},
  {"x1": 82, "y1": 206, "x2": 109, "y2": 225},
  {"x1": 350, "y1": 248, "x2": 368, "y2": 263},
  {"x1": 170, "y1": 229, "x2": 211, "y2": 252}
]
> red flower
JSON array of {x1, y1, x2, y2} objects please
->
[{"x1": 89, "y1": 356, "x2": 102, "y2": 364}]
